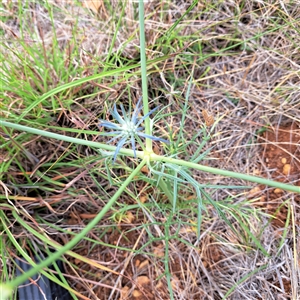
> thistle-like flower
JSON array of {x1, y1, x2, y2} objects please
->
[{"x1": 99, "y1": 97, "x2": 169, "y2": 162}]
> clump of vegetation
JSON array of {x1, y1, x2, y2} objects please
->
[{"x1": 1, "y1": 1, "x2": 299, "y2": 299}]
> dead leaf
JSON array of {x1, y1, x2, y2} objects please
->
[
  {"x1": 136, "y1": 276, "x2": 150, "y2": 285},
  {"x1": 119, "y1": 286, "x2": 130, "y2": 300},
  {"x1": 139, "y1": 195, "x2": 148, "y2": 203},
  {"x1": 124, "y1": 211, "x2": 135, "y2": 224},
  {"x1": 82, "y1": 0, "x2": 102, "y2": 13},
  {"x1": 137, "y1": 259, "x2": 149, "y2": 272},
  {"x1": 248, "y1": 186, "x2": 261, "y2": 197},
  {"x1": 153, "y1": 244, "x2": 164, "y2": 258},
  {"x1": 132, "y1": 290, "x2": 142, "y2": 298}
]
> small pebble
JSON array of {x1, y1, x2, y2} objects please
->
[
  {"x1": 282, "y1": 164, "x2": 291, "y2": 175},
  {"x1": 274, "y1": 188, "x2": 283, "y2": 194},
  {"x1": 281, "y1": 157, "x2": 287, "y2": 164}
]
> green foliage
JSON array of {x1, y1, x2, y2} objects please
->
[{"x1": 0, "y1": 0, "x2": 299, "y2": 299}]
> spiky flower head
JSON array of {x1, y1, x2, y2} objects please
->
[{"x1": 99, "y1": 97, "x2": 169, "y2": 162}]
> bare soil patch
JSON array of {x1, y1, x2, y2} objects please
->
[{"x1": 258, "y1": 123, "x2": 300, "y2": 227}]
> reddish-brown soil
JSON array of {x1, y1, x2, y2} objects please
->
[
  {"x1": 259, "y1": 123, "x2": 300, "y2": 227},
  {"x1": 258, "y1": 123, "x2": 299, "y2": 297}
]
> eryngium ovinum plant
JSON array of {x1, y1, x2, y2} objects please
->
[
  {"x1": 1, "y1": 0, "x2": 300, "y2": 299},
  {"x1": 98, "y1": 96, "x2": 169, "y2": 162}
]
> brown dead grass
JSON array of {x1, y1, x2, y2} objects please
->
[{"x1": 1, "y1": 0, "x2": 300, "y2": 299}]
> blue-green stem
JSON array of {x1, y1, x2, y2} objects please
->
[
  {"x1": 151, "y1": 153, "x2": 300, "y2": 193},
  {"x1": 1, "y1": 120, "x2": 138, "y2": 158},
  {"x1": 2, "y1": 157, "x2": 147, "y2": 290},
  {"x1": 137, "y1": 1, "x2": 174, "y2": 204},
  {"x1": 138, "y1": 0, "x2": 151, "y2": 152},
  {"x1": 1, "y1": 120, "x2": 300, "y2": 193}
]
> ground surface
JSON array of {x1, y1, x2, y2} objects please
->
[
  {"x1": 64, "y1": 122, "x2": 300, "y2": 299},
  {"x1": 1, "y1": 1, "x2": 300, "y2": 300}
]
